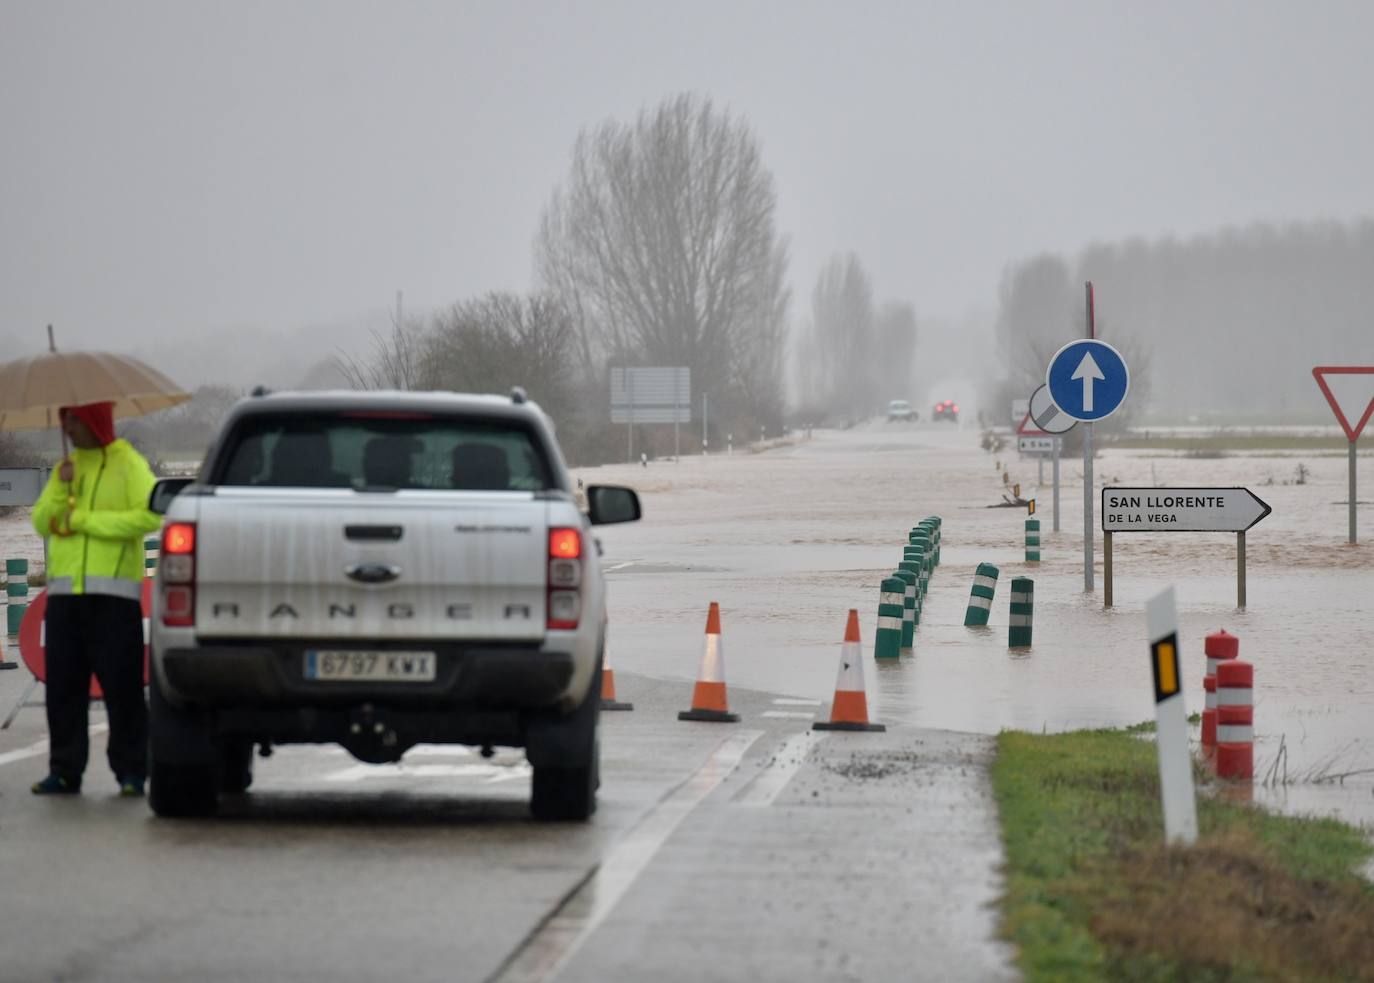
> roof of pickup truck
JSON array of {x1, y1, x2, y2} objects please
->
[{"x1": 236, "y1": 389, "x2": 548, "y2": 420}]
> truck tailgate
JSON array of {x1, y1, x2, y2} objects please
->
[{"x1": 192, "y1": 489, "x2": 548, "y2": 641}]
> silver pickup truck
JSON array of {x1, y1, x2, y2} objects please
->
[{"x1": 147, "y1": 388, "x2": 639, "y2": 821}]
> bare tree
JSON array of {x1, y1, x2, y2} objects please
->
[
  {"x1": 335, "y1": 314, "x2": 424, "y2": 392},
  {"x1": 799, "y1": 253, "x2": 876, "y2": 423},
  {"x1": 419, "y1": 292, "x2": 578, "y2": 421},
  {"x1": 535, "y1": 92, "x2": 790, "y2": 431}
]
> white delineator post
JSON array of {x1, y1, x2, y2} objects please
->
[{"x1": 1145, "y1": 587, "x2": 1198, "y2": 845}]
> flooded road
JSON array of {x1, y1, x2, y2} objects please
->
[{"x1": 582, "y1": 423, "x2": 1374, "y2": 827}]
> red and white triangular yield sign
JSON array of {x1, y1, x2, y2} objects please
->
[
  {"x1": 1312, "y1": 366, "x2": 1374, "y2": 442},
  {"x1": 1016, "y1": 411, "x2": 1049, "y2": 437}
]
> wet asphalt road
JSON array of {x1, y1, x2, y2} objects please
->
[{"x1": 0, "y1": 670, "x2": 1012, "y2": 983}]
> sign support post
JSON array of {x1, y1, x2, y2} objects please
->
[
  {"x1": 1350, "y1": 439, "x2": 1357, "y2": 545},
  {"x1": 1084, "y1": 422, "x2": 1094, "y2": 591},
  {"x1": 1052, "y1": 437, "x2": 1061, "y2": 532},
  {"x1": 703, "y1": 393, "x2": 709, "y2": 456},
  {"x1": 1103, "y1": 531, "x2": 1113, "y2": 608},
  {"x1": 1238, "y1": 532, "x2": 1246, "y2": 609},
  {"x1": 1083, "y1": 281, "x2": 1095, "y2": 592}
]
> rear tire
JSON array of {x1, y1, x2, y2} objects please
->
[
  {"x1": 530, "y1": 755, "x2": 597, "y2": 822},
  {"x1": 148, "y1": 665, "x2": 221, "y2": 818},
  {"x1": 528, "y1": 658, "x2": 601, "y2": 822},
  {"x1": 219, "y1": 740, "x2": 254, "y2": 795},
  {"x1": 150, "y1": 759, "x2": 219, "y2": 818}
]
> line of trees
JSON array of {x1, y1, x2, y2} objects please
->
[
  {"x1": 339, "y1": 92, "x2": 921, "y2": 462},
  {"x1": 992, "y1": 218, "x2": 1374, "y2": 424}
]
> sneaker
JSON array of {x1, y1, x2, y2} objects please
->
[
  {"x1": 118, "y1": 777, "x2": 146, "y2": 798},
  {"x1": 31, "y1": 774, "x2": 80, "y2": 795}
]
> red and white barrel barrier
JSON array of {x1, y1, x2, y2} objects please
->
[
  {"x1": 1202, "y1": 629, "x2": 1239, "y2": 750},
  {"x1": 1215, "y1": 660, "x2": 1253, "y2": 780}
]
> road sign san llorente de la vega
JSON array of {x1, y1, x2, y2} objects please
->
[
  {"x1": 1312, "y1": 365, "x2": 1374, "y2": 545},
  {"x1": 1101, "y1": 487, "x2": 1272, "y2": 609}
]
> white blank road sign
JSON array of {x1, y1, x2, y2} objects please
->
[{"x1": 1102, "y1": 487, "x2": 1271, "y2": 533}]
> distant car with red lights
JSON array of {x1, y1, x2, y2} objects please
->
[
  {"x1": 145, "y1": 388, "x2": 640, "y2": 821},
  {"x1": 932, "y1": 399, "x2": 960, "y2": 423}
]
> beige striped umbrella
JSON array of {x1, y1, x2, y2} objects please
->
[{"x1": 0, "y1": 327, "x2": 190, "y2": 431}]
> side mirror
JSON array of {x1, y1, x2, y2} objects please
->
[
  {"x1": 149, "y1": 477, "x2": 193, "y2": 515},
  {"x1": 586, "y1": 485, "x2": 641, "y2": 525}
]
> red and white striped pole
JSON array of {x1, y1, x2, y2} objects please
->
[
  {"x1": 1202, "y1": 629, "x2": 1239, "y2": 750},
  {"x1": 1215, "y1": 660, "x2": 1254, "y2": 779}
]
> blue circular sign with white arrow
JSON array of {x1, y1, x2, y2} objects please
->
[{"x1": 1046, "y1": 339, "x2": 1130, "y2": 422}]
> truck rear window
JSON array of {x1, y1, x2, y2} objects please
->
[{"x1": 213, "y1": 414, "x2": 553, "y2": 491}]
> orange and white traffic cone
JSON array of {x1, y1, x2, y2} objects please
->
[
  {"x1": 677, "y1": 602, "x2": 739, "y2": 722},
  {"x1": 601, "y1": 636, "x2": 633, "y2": 711},
  {"x1": 814, "y1": 610, "x2": 886, "y2": 732}
]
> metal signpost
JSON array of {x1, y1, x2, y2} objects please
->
[
  {"x1": 1029, "y1": 384, "x2": 1074, "y2": 534},
  {"x1": 1102, "y1": 487, "x2": 1272, "y2": 608},
  {"x1": 1145, "y1": 587, "x2": 1198, "y2": 845},
  {"x1": 1046, "y1": 327, "x2": 1130, "y2": 593},
  {"x1": 610, "y1": 367, "x2": 691, "y2": 463},
  {"x1": 1311, "y1": 366, "x2": 1374, "y2": 544}
]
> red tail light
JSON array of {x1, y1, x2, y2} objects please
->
[
  {"x1": 161, "y1": 522, "x2": 196, "y2": 627},
  {"x1": 549, "y1": 528, "x2": 582, "y2": 559},
  {"x1": 164, "y1": 523, "x2": 195, "y2": 554},
  {"x1": 547, "y1": 527, "x2": 583, "y2": 630}
]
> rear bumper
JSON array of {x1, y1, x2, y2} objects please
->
[{"x1": 158, "y1": 643, "x2": 576, "y2": 710}]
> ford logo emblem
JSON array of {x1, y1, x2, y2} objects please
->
[{"x1": 345, "y1": 563, "x2": 401, "y2": 584}]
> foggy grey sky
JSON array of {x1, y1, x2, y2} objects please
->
[{"x1": 4, "y1": 0, "x2": 1374, "y2": 371}]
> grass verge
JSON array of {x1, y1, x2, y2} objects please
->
[{"x1": 993, "y1": 728, "x2": 1374, "y2": 982}]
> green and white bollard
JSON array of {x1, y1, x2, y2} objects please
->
[
  {"x1": 875, "y1": 576, "x2": 906, "y2": 660},
  {"x1": 6, "y1": 558, "x2": 29, "y2": 636},
  {"x1": 920, "y1": 521, "x2": 938, "y2": 574},
  {"x1": 963, "y1": 562, "x2": 999, "y2": 627},
  {"x1": 1024, "y1": 519, "x2": 1040, "y2": 563},
  {"x1": 145, "y1": 537, "x2": 160, "y2": 578},
  {"x1": 893, "y1": 567, "x2": 918, "y2": 650},
  {"x1": 1009, "y1": 577, "x2": 1034, "y2": 648},
  {"x1": 909, "y1": 531, "x2": 933, "y2": 591},
  {"x1": 925, "y1": 516, "x2": 942, "y2": 565},
  {"x1": 900, "y1": 554, "x2": 924, "y2": 623}
]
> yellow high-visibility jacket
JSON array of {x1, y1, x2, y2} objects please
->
[{"x1": 31, "y1": 439, "x2": 162, "y2": 600}]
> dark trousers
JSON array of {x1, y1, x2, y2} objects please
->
[{"x1": 45, "y1": 594, "x2": 148, "y2": 784}]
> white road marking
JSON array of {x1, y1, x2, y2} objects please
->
[
  {"x1": 734, "y1": 731, "x2": 824, "y2": 807},
  {"x1": 602, "y1": 561, "x2": 638, "y2": 573},
  {"x1": 489, "y1": 729, "x2": 764, "y2": 983},
  {"x1": 771, "y1": 698, "x2": 823, "y2": 707},
  {"x1": 761, "y1": 710, "x2": 816, "y2": 720},
  {"x1": 0, "y1": 723, "x2": 109, "y2": 769}
]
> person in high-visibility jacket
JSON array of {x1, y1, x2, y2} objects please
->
[{"x1": 29, "y1": 401, "x2": 161, "y2": 797}]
